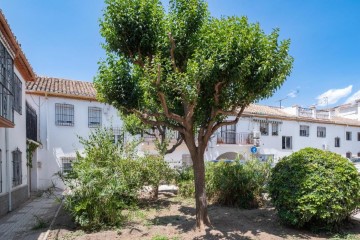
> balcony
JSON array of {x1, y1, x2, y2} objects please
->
[
  {"x1": 26, "y1": 103, "x2": 37, "y2": 142},
  {"x1": 217, "y1": 132, "x2": 251, "y2": 145}
]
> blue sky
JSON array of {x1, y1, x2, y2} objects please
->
[{"x1": 2, "y1": 0, "x2": 360, "y2": 108}]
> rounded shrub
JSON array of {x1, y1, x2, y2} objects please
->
[{"x1": 269, "y1": 148, "x2": 360, "y2": 230}]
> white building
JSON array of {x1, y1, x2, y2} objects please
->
[
  {"x1": 26, "y1": 77, "x2": 123, "y2": 190},
  {"x1": 161, "y1": 104, "x2": 360, "y2": 165},
  {"x1": 26, "y1": 77, "x2": 360, "y2": 182},
  {"x1": 0, "y1": 11, "x2": 37, "y2": 216}
]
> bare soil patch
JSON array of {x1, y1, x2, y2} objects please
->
[{"x1": 47, "y1": 193, "x2": 360, "y2": 240}]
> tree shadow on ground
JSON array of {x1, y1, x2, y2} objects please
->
[{"x1": 150, "y1": 202, "x2": 360, "y2": 240}]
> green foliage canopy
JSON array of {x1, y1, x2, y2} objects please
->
[{"x1": 95, "y1": 0, "x2": 293, "y2": 137}]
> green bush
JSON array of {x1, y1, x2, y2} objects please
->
[
  {"x1": 269, "y1": 148, "x2": 360, "y2": 230},
  {"x1": 176, "y1": 159, "x2": 271, "y2": 208},
  {"x1": 140, "y1": 155, "x2": 175, "y2": 198},
  {"x1": 62, "y1": 128, "x2": 175, "y2": 230},
  {"x1": 206, "y1": 159, "x2": 271, "y2": 208},
  {"x1": 175, "y1": 167, "x2": 195, "y2": 198}
]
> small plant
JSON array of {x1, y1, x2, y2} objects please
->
[
  {"x1": 151, "y1": 235, "x2": 169, "y2": 240},
  {"x1": 269, "y1": 148, "x2": 360, "y2": 230},
  {"x1": 32, "y1": 215, "x2": 48, "y2": 230}
]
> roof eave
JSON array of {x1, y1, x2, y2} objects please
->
[{"x1": 0, "y1": 11, "x2": 35, "y2": 82}]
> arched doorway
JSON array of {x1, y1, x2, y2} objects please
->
[{"x1": 216, "y1": 152, "x2": 243, "y2": 161}]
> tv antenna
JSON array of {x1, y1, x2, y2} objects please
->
[{"x1": 276, "y1": 97, "x2": 288, "y2": 109}]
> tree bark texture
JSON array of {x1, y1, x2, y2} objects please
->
[{"x1": 189, "y1": 145, "x2": 211, "y2": 229}]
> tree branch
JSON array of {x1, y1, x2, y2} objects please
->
[
  {"x1": 165, "y1": 136, "x2": 183, "y2": 154},
  {"x1": 168, "y1": 32, "x2": 178, "y2": 72}
]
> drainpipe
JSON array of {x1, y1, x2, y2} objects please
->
[{"x1": 5, "y1": 128, "x2": 11, "y2": 212}]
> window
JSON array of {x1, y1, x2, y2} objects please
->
[
  {"x1": 346, "y1": 131, "x2": 352, "y2": 141},
  {"x1": 299, "y1": 125, "x2": 309, "y2": 137},
  {"x1": 260, "y1": 122, "x2": 269, "y2": 136},
  {"x1": 358, "y1": 152, "x2": 360, "y2": 157},
  {"x1": 272, "y1": 123, "x2": 278, "y2": 136},
  {"x1": 358, "y1": 132, "x2": 360, "y2": 141},
  {"x1": 317, "y1": 127, "x2": 326, "y2": 138},
  {"x1": 111, "y1": 127, "x2": 126, "y2": 144},
  {"x1": 0, "y1": 41, "x2": 15, "y2": 123},
  {"x1": 219, "y1": 124, "x2": 236, "y2": 144},
  {"x1": 12, "y1": 148, "x2": 22, "y2": 187},
  {"x1": 61, "y1": 157, "x2": 76, "y2": 173},
  {"x1": 13, "y1": 74, "x2": 22, "y2": 114},
  {"x1": 55, "y1": 103, "x2": 74, "y2": 126},
  {"x1": 282, "y1": 136, "x2": 292, "y2": 149},
  {"x1": 88, "y1": 107, "x2": 102, "y2": 128},
  {"x1": 335, "y1": 137, "x2": 340, "y2": 147},
  {"x1": 346, "y1": 152, "x2": 352, "y2": 158}
]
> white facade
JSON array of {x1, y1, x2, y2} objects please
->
[
  {"x1": 0, "y1": 68, "x2": 28, "y2": 204},
  {"x1": 150, "y1": 106, "x2": 360, "y2": 166},
  {"x1": 26, "y1": 94, "x2": 123, "y2": 190}
]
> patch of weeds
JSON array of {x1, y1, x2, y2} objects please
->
[
  {"x1": 331, "y1": 234, "x2": 360, "y2": 240},
  {"x1": 59, "y1": 230, "x2": 85, "y2": 240},
  {"x1": 151, "y1": 235, "x2": 169, "y2": 240},
  {"x1": 32, "y1": 215, "x2": 48, "y2": 230}
]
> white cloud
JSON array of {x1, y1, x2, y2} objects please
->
[
  {"x1": 287, "y1": 89, "x2": 299, "y2": 98},
  {"x1": 316, "y1": 85, "x2": 352, "y2": 107},
  {"x1": 345, "y1": 90, "x2": 360, "y2": 103}
]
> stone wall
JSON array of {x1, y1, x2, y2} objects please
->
[{"x1": 0, "y1": 185, "x2": 29, "y2": 217}]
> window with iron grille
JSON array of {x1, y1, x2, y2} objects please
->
[
  {"x1": 13, "y1": 74, "x2": 22, "y2": 114},
  {"x1": 0, "y1": 41, "x2": 15, "y2": 123},
  {"x1": 282, "y1": 136, "x2": 292, "y2": 149},
  {"x1": 335, "y1": 137, "x2": 340, "y2": 148},
  {"x1": 0, "y1": 149, "x2": 2, "y2": 193},
  {"x1": 299, "y1": 125, "x2": 309, "y2": 137},
  {"x1": 26, "y1": 102, "x2": 38, "y2": 141},
  {"x1": 317, "y1": 126, "x2": 326, "y2": 138},
  {"x1": 272, "y1": 123, "x2": 279, "y2": 136},
  {"x1": 346, "y1": 131, "x2": 352, "y2": 141},
  {"x1": 55, "y1": 103, "x2": 74, "y2": 126},
  {"x1": 260, "y1": 122, "x2": 269, "y2": 136},
  {"x1": 219, "y1": 124, "x2": 236, "y2": 144},
  {"x1": 12, "y1": 148, "x2": 22, "y2": 187},
  {"x1": 358, "y1": 132, "x2": 360, "y2": 141},
  {"x1": 61, "y1": 157, "x2": 76, "y2": 173},
  {"x1": 88, "y1": 107, "x2": 102, "y2": 128}
]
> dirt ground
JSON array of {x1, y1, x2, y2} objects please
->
[{"x1": 47, "y1": 193, "x2": 360, "y2": 240}]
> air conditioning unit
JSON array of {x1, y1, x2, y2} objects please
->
[{"x1": 253, "y1": 139, "x2": 261, "y2": 147}]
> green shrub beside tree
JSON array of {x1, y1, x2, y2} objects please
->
[
  {"x1": 269, "y1": 148, "x2": 360, "y2": 230},
  {"x1": 176, "y1": 159, "x2": 272, "y2": 209},
  {"x1": 62, "y1": 128, "x2": 174, "y2": 230}
]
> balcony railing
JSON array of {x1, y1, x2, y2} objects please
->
[
  {"x1": 298, "y1": 107, "x2": 312, "y2": 118},
  {"x1": 217, "y1": 132, "x2": 251, "y2": 145},
  {"x1": 26, "y1": 103, "x2": 37, "y2": 142},
  {"x1": 316, "y1": 110, "x2": 330, "y2": 119}
]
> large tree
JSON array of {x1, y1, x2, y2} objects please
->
[{"x1": 95, "y1": 0, "x2": 293, "y2": 229}]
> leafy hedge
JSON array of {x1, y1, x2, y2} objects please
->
[
  {"x1": 62, "y1": 128, "x2": 174, "y2": 230},
  {"x1": 269, "y1": 148, "x2": 360, "y2": 230},
  {"x1": 176, "y1": 159, "x2": 272, "y2": 209}
]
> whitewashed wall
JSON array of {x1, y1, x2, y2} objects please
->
[
  {"x1": 25, "y1": 95, "x2": 123, "y2": 190},
  {"x1": 150, "y1": 115, "x2": 360, "y2": 166},
  {"x1": 0, "y1": 68, "x2": 28, "y2": 197}
]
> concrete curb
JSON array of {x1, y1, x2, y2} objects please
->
[{"x1": 42, "y1": 200, "x2": 63, "y2": 240}]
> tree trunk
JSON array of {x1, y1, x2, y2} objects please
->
[{"x1": 191, "y1": 150, "x2": 211, "y2": 229}]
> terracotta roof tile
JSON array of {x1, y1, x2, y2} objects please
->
[{"x1": 26, "y1": 76, "x2": 96, "y2": 99}]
